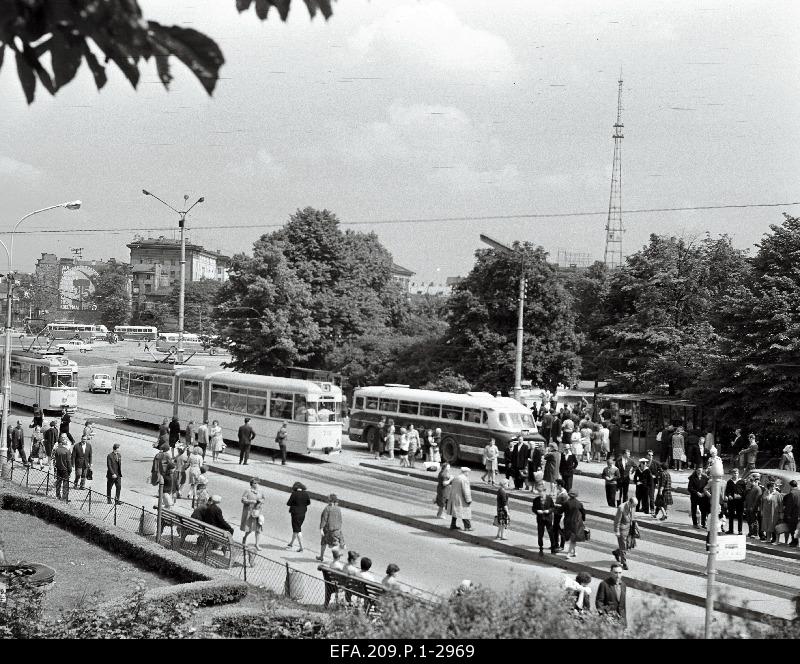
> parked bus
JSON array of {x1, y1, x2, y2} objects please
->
[
  {"x1": 348, "y1": 385, "x2": 544, "y2": 464},
  {"x1": 44, "y1": 322, "x2": 108, "y2": 341},
  {"x1": 113, "y1": 360, "x2": 343, "y2": 454},
  {"x1": 114, "y1": 325, "x2": 157, "y2": 341},
  {"x1": 0, "y1": 350, "x2": 78, "y2": 413}
]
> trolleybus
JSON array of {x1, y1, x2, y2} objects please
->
[
  {"x1": 114, "y1": 325, "x2": 158, "y2": 341},
  {"x1": 0, "y1": 350, "x2": 78, "y2": 413},
  {"x1": 348, "y1": 385, "x2": 543, "y2": 464},
  {"x1": 155, "y1": 332, "x2": 209, "y2": 354},
  {"x1": 113, "y1": 360, "x2": 343, "y2": 454}
]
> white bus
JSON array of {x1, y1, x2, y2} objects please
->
[
  {"x1": 348, "y1": 385, "x2": 543, "y2": 464},
  {"x1": 0, "y1": 350, "x2": 78, "y2": 413},
  {"x1": 114, "y1": 325, "x2": 157, "y2": 341},
  {"x1": 155, "y1": 332, "x2": 206, "y2": 354},
  {"x1": 113, "y1": 360, "x2": 343, "y2": 454},
  {"x1": 44, "y1": 322, "x2": 108, "y2": 341}
]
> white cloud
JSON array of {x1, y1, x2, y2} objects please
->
[
  {"x1": 255, "y1": 149, "x2": 287, "y2": 178},
  {"x1": 348, "y1": 2, "x2": 518, "y2": 80},
  {"x1": 0, "y1": 156, "x2": 42, "y2": 178}
]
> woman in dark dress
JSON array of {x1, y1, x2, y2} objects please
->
[
  {"x1": 435, "y1": 462, "x2": 453, "y2": 519},
  {"x1": 286, "y1": 481, "x2": 311, "y2": 552},
  {"x1": 495, "y1": 479, "x2": 510, "y2": 540},
  {"x1": 60, "y1": 407, "x2": 74, "y2": 444},
  {"x1": 562, "y1": 490, "x2": 586, "y2": 558}
]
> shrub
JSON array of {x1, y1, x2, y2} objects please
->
[{"x1": 209, "y1": 610, "x2": 330, "y2": 639}]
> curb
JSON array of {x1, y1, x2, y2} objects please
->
[
  {"x1": 358, "y1": 462, "x2": 800, "y2": 562},
  {"x1": 206, "y1": 463, "x2": 786, "y2": 624}
]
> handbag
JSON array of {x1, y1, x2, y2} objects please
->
[
  {"x1": 493, "y1": 515, "x2": 499, "y2": 527},
  {"x1": 582, "y1": 528, "x2": 591, "y2": 542},
  {"x1": 86, "y1": 468, "x2": 93, "y2": 481},
  {"x1": 775, "y1": 522, "x2": 790, "y2": 535}
]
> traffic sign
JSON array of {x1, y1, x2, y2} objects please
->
[{"x1": 715, "y1": 534, "x2": 747, "y2": 561}]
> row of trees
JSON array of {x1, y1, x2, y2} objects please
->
[{"x1": 212, "y1": 208, "x2": 800, "y2": 442}]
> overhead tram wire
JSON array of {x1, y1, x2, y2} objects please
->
[{"x1": 4, "y1": 200, "x2": 799, "y2": 236}]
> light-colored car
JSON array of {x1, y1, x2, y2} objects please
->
[
  {"x1": 89, "y1": 373, "x2": 113, "y2": 394},
  {"x1": 58, "y1": 339, "x2": 93, "y2": 353},
  {"x1": 743, "y1": 468, "x2": 800, "y2": 495}
]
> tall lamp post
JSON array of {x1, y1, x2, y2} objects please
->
[
  {"x1": 479, "y1": 234, "x2": 526, "y2": 401},
  {"x1": 142, "y1": 190, "x2": 204, "y2": 364},
  {"x1": 0, "y1": 201, "x2": 81, "y2": 472},
  {"x1": 704, "y1": 454, "x2": 724, "y2": 638}
]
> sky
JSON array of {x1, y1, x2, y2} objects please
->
[{"x1": 1, "y1": 0, "x2": 798, "y2": 283}]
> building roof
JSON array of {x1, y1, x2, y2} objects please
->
[
  {"x1": 127, "y1": 236, "x2": 229, "y2": 261},
  {"x1": 391, "y1": 263, "x2": 415, "y2": 277}
]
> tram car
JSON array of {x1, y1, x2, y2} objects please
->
[
  {"x1": 0, "y1": 350, "x2": 79, "y2": 413},
  {"x1": 113, "y1": 360, "x2": 343, "y2": 455}
]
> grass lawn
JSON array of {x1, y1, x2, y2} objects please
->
[{"x1": 1, "y1": 509, "x2": 176, "y2": 616}]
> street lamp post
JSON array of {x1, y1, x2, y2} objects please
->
[
  {"x1": 479, "y1": 234, "x2": 526, "y2": 400},
  {"x1": 142, "y1": 190, "x2": 204, "y2": 364},
  {"x1": 704, "y1": 455, "x2": 725, "y2": 638},
  {"x1": 0, "y1": 201, "x2": 81, "y2": 473}
]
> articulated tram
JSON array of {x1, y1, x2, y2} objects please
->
[
  {"x1": 113, "y1": 360, "x2": 343, "y2": 455},
  {"x1": 0, "y1": 350, "x2": 79, "y2": 412}
]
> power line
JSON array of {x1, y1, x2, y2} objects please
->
[{"x1": 4, "y1": 200, "x2": 798, "y2": 236}]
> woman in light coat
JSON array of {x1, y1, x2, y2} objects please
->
[
  {"x1": 543, "y1": 443, "x2": 561, "y2": 495},
  {"x1": 482, "y1": 439, "x2": 499, "y2": 485},
  {"x1": 435, "y1": 462, "x2": 453, "y2": 519},
  {"x1": 210, "y1": 420, "x2": 224, "y2": 461},
  {"x1": 447, "y1": 468, "x2": 473, "y2": 530},
  {"x1": 760, "y1": 482, "x2": 783, "y2": 543},
  {"x1": 779, "y1": 446, "x2": 796, "y2": 472},
  {"x1": 186, "y1": 446, "x2": 204, "y2": 504},
  {"x1": 241, "y1": 479, "x2": 266, "y2": 550},
  {"x1": 671, "y1": 427, "x2": 686, "y2": 471}
]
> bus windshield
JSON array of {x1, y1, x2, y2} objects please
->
[{"x1": 497, "y1": 411, "x2": 535, "y2": 429}]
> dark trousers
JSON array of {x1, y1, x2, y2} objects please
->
[
  {"x1": 62, "y1": 431, "x2": 75, "y2": 444},
  {"x1": 616, "y1": 481, "x2": 629, "y2": 505},
  {"x1": 13, "y1": 443, "x2": 27, "y2": 464},
  {"x1": 279, "y1": 444, "x2": 287, "y2": 465},
  {"x1": 450, "y1": 517, "x2": 472, "y2": 530},
  {"x1": 536, "y1": 517, "x2": 555, "y2": 552},
  {"x1": 55, "y1": 475, "x2": 70, "y2": 501},
  {"x1": 107, "y1": 477, "x2": 122, "y2": 502},
  {"x1": 239, "y1": 444, "x2": 251, "y2": 464},
  {"x1": 552, "y1": 520, "x2": 565, "y2": 549},
  {"x1": 74, "y1": 465, "x2": 87, "y2": 488},
  {"x1": 648, "y1": 486, "x2": 656, "y2": 513},
  {"x1": 690, "y1": 495, "x2": 708, "y2": 527},
  {"x1": 512, "y1": 469, "x2": 523, "y2": 490},
  {"x1": 745, "y1": 509, "x2": 760, "y2": 536},
  {"x1": 605, "y1": 484, "x2": 617, "y2": 507},
  {"x1": 635, "y1": 485, "x2": 650, "y2": 513},
  {"x1": 727, "y1": 500, "x2": 743, "y2": 534},
  {"x1": 198, "y1": 443, "x2": 207, "y2": 458},
  {"x1": 562, "y1": 474, "x2": 574, "y2": 492}
]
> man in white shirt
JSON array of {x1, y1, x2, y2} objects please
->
[{"x1": 356, "y1": 557, "x2": 378, "y2": 582}]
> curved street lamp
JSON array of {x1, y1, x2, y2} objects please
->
[
  {"x1": 142, "y1": 190, "x2": 204, "y2": 364},
  {"x1": 0, "y1": 201, "x2": 82, "y2": 471}
]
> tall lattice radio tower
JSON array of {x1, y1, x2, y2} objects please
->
[{"x1": 604, "y1": 74, "x2": 624, "y2": 269}]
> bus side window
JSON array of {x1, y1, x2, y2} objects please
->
[
  {"x1": 354, "y1": 396, "x2": 364, "y2": 409},
  {"x1": 365, "y1": 397, "x2": 379, "y2": 410}
]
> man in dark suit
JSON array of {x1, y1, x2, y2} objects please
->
[
  {"x1": 43, "y1": 420, "x2": 59, "y2": 460},
  {"x1": 168, "y1": 416, "x2": 181, "y2": 449},
  {"x1": 532, "y1": 487, "x2": 556, "y2": 555},
  {"x1": 203, "y1": 495, "x2": 234, "y2": 534},
  {"x1": 608, "y1": 418, "x2": 621, "y2": 455},
  {"x1": 11, "y1": 421, "x2": 27, "y2": 465},
  {"x1": 53, "y1": 437, "x2": 72, "y2": 502},
  {"x1": 72, "y1": 436, "x2": 93, "y2": 489},
  {"x1": 238, "y1": 417, "x2": 256, "y2": 465},
  {"x1": 595, "y1": 563, "x2": 628, "y2": 626},
  {"x1": 512, "y1": 436, "x2": 530, "y2": 490},
  {"x1": 540, "y1": 409, "x2": 553, "y2": 446},
  {"x1": 106, "y1": 443, "x2": 123, "y2": 504}
]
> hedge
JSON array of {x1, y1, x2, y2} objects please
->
[{"x1": 0, "y1": 485, "x2": 248, "y2": 609}]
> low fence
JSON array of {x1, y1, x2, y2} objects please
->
[{"x1": 2, "y1": 459, "x2": 439, "y2": 610}]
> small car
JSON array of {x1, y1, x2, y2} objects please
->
[
  {"x1": 89, "y1": 373, "x2": 113, "y2": 394},
  {"x1": 58, "y1": 339, "x2": 93, "y2": 353}
]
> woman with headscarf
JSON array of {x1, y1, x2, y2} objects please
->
[
  {"x1": 779, "y1": 445, "x2": 796, "y2": 472},
  {"x1": 435, "y1": 462, "x2": 453, "y2": 519},
  {"x1": 671, "y1": 427, "x2": 686, "y2": 471},
  {"x1": 286, "y1": 481, "x2": 311, "y2": 552},
  {"x1": 543, "y1": 443, "x2": 561, "y2": 496}
]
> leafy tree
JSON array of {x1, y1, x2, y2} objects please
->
[
  {"x1": 0, "y1": 0, "x2": 333, "y2": 104},
  {"x1": 422, "y1": 369, "x2": 471, "y2": 394},
  {"x1": 89, "y1": 263, "x2": 131, "y2": 329},
  {"x1": 166, "y1": 279, "x2": 221, "y2": 335},
  {"x1": 561, "y1": 261, "x2": 610, "y2": 381},
  {"x1": 598, "y1": 234, "x2": 749, "y2": 395},
  {"x1": 690, "y1": 215, "x2": 800, "y2": 443},
  {"x1": 213, "y1": 245, "x2": 320, "y2": 374},
  {"x1": 445, "y1": 243, "x2": 582, "y2": 393}
]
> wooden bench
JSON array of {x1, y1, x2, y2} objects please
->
[
  {"x1": 160, "y1": 509, "x2": 234, "y2": 568},
  {"x1": 318, "y1": 565, "x2": 385, "y2": 612}
]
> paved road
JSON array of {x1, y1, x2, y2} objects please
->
[{"x1": 7, "y1": 393, "x2": 798, "y2": 626}]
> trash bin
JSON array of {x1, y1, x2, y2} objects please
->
[
  {"x1": 139, "y1": 512, "x2": 157, "y2": 536},
  {"x1": 285, "y1": 568, "x2": 304, "y2": 601}
]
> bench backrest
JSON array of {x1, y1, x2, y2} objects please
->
[
  {"x1": 160, "y1": 510, "x2": 229, "y2": 540},
  {"x1": 318, "y1": 565, "x2": 385, "y2": 598}
]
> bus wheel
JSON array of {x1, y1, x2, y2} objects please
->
[
  {"x1": 364, "y1": 426, "x2": 379, "y2": 450},
  {"x1": 441, "y1": 437, "x2": 459, "y2": 464}
]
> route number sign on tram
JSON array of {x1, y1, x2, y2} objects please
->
[{"x1": 713, "y1": 534, "x2": 747, "y2": 561}]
